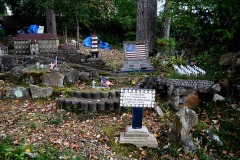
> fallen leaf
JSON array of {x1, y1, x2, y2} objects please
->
[
  {"x1": 105, "y1": 146, "x2": 110, "y2": 149},
  {"x1": 161, "y1": 155, "x2": 169, "y2": 159},
  {"x1": 63, "y1": 142, "x2": 69, "y2": 146},
  {"x1": 141, "y1": 150, "x2": 146, "y2": 156},
  {"x1": 223, "y1": 150, "x2": 227, "y2": 154},
  {"x1": 25, "y1": 149, "x2": 31, "y2": 153},
  {"x1": 71, "y1": 143, "x2": 78, "y2": 149},
  {"x1": 212, "y1": 120, "x2": 218, "y2": 124}
]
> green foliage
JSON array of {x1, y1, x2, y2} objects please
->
[
  {"x1": 157, "y1": 38, "x2": 176, "y2": 52},
  {"x1": 170, "y1": 0, "x2": 240, "y2": 52}
]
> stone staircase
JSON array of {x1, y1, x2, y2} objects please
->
[{"x1": 58, "y1": 90, "x2": 121, "y2": 113}]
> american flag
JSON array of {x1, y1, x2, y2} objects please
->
[
  {"x1": 126, "y1": 44, "x2": 146, "y2": 59},
  {"x1": 101, "y1": 76, "x2": 114, "y2": 87},
  {"x1": 50, "y1": 56, "x2": 57, "y2": 69}
]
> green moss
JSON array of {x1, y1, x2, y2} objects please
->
[
  {"x1": 0, "y1": 73, "x2": 6, "y2": 80},
  {"x1": 98, "y1": 72, "x2": 110, "y2": 76},
  {"x1": 52, "y1": 87, "x2": 73, "y2": 97},
  {"x1": 101, "y1": 125, "x2": 140, "y2": 158}
]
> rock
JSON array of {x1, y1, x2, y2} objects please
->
[
  {"x1": 29, "y1": 84, "x2": 53, "y2": 99},
  {"x1": 219, "y1": 53, "x2": 234, "y2": 66},
  {"x1": 22, "y1": 75, "x2": 35, "y2": 84},
  {"x1": 221, "y1": 79, "x2": 229, "y2": 89},
  {"x1": 212, "y1": 84, "x2": 221, "y2": 92},
  {"x1": 204, "y1": 129, "x2": 223, "y2": 146},
  {"x1": 63, "y1": 69, "x2": 79, "y2": 84},
  {"x1": 184, "y1": 91, "x2": 200, "y2": 108},
  {"x1": 154, "y1": 105, "x2": 164, "y2": 117},
  {"x1": 6, "y1": 87, "x2": 30, "y2": 99},
  {"x1": 236, "y1": 58, "x2": 240, "y2": 66},
  {"x1": 42, "y1": 72, "x2": 65, "y2": 87},
  {"x1": 2, "y1": 55, "x2": 15, "y2": 71},
  {"x1": 180, "y1": 135, "x2": 197, "y2": 153},
  {"x1": 9, "y1": 66, "x2": 27, "y2": 83},
  {"x1": 170, "y1": 106, "x2": 198, "y2": 140},
  {"x1": 79, "y1": 72, "x2": 89, "y2": 81},
  {"x1": 213, "y1": 94, "x2": 225, "y2": 102},
  {"x1": 89, "y1": 70, "x2": 99, "y2": 80},
  {"x1": 0, "y1": 90, "x2": 2, "y2": 99},
  {"x1": 168, "y1": 106, "x2": 198, "y2": 153}
]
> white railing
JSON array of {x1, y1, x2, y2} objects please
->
[{"x1": 173, "y1": 64, "x2": 206, "y2": 76}]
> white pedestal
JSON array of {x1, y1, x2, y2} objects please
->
[{"x1": 120, "y1": 125, "x2": 158, "y2": 148}]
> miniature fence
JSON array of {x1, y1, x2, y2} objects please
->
[{"x1": 173, "y1": 64, "x2": 206, "y2": 76}]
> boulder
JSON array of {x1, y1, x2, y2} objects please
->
[
  {"x1": 9, "y1": 66, "x2": 27, "y2": 83},
  {"x1": 204, "y1": 129, "x2": 223, "y2": 146},
  {"x1": 184, "y1": 91, "x2": 200, "y2": 108},
  {"x1": 169, "y1": 106, "x2": 198, "y2": 153},
  {"x1": 213, "y1": 94, "x2": 225, "y2": 102},
  {"x1": 154, "y1": 105, "x2": 164, "y2": 117},
  {"x1": 63, "y1": 69, "x2": 79, "y2": 84},
  {"x1": 30, "y1": 84, "x2": 53, "y2": 99},
  {"x1": 42, "y1": 72, "x2": 65, "y2": 87},
  {"x1": 89, "y1": 70, "x2": 99, "y2": 80},
  {"x1": 219, "y1": 53, "x2": 234, "y2": 66},
  {"x1": 2, "y1": 55, "x2": 15, "y2": 71},
  {"x1": 170, "y1": 106, "x2": 198, "y2": 140},
  {"x1": 79, "y1": 72, "x2": 89, "y2": 81},
  {"x1": 5, "y1": 87, "x2": 30, "y2": 99}
]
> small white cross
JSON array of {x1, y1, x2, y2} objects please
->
[{"x1": 92, "y1": 80, "x2": 96, "y2": 87}]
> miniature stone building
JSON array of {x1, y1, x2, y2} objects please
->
[
  {"x1": 58, "y1": 45, "x2": 77, "y2": 54},
  {"x1": 13, "y1": 33, "x2": 59, "y2": 55},
  {"x1": 0, "y1": 41, "x2": 8, "y2": 55}
]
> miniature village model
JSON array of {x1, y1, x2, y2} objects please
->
[{"x1": 13, "y1": 33, "x2": 59, "y2": 55}]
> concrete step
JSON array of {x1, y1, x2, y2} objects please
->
[{"x1": 58, "y1": 97, "x2": 121, "y2": 113}]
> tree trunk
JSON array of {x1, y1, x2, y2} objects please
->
[
  {"x1": 64, "y1": 26, "x2": 67, "y2": 45},
  {"x1": 46, "y1": 10, "x2": 57, "y2": 36},
  {"x1": 160, "y1": 0, "x2": 171, "y2": 39},
  {"x1": 136, "y1": 0, "x2": 157, "y2": 55},
  {"x1": 76, "y1": 16, "x2": 79, "y2": 49}
]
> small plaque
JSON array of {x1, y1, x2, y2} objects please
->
[{"x1": 120, "y1": 88, "x2": 155, "y2": 108}]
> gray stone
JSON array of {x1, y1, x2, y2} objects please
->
[
  {"x1": 170, "y1": 106, "x2": 198, "y2": 140},
  {"x1": 120, "y1": 125, "x2": 158, "y2": 148},
  {"x1": 89, "y1": 70, "x2": 99, "y2": 80},
  {"x1": 213, "y1": 94, "x2": 225, "y2": 102},
  {"x1": 63, "y1": 69, "x2": 79, "y2": 84},
  {"x1": 22, "y1": 75, "x2": 34, "y2": 84},
  {"x1": 168, "y1": 106, "x2": 198, "y2": 153},
  {"x1": 212, "y1": 84, "x2": 221, "y2": 92},
  {"x1": 30, "y1": 85, "x2": 53, "y2": 99},
  {"x1": 204, "y1": 129, "x2": 223, "y2": 146},
  {"x1": 10, "y1": 66, "x2": 27, "y2": 82},
  {"x1": 79, "y1": 72, "x2": 89, "y2": 81},
  {"x1": 6, "y1": 87, "x2": 30, "y2": 99},
  {"x1": 42, "y1": 72, "x2": 65, "y2": 87},
  {"x1": 154, "y1": 105, "x2": 164, "y2": 117}
]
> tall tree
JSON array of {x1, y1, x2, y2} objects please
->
[
  {"x1": 160, "y1": 0, "x2": 171, "y2": 39},
  {"x1": 46, "y1": 10, "x2": 57, "y2": 36},
  {"x1": 136, "y1": 0, "x2": 157, "y2": 55}
]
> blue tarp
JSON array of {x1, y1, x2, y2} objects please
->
[
  {"x1": 22, "y1": 24, "x2": 39, "y2": 34},
  {"x1": 82, "y1": 36, "x2": 111, "y2": 50}
]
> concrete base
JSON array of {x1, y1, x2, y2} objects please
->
[{"x1": 120, "y1": 125, "x2": 158, "y2": 148}]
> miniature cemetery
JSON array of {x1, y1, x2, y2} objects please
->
[{"x1": 0, "y1": 1, "x2": 240, "y2": 159}]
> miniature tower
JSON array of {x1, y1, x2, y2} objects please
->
[{"x1": 90, "y1": 33, "x2": 99, "y2": 58}]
